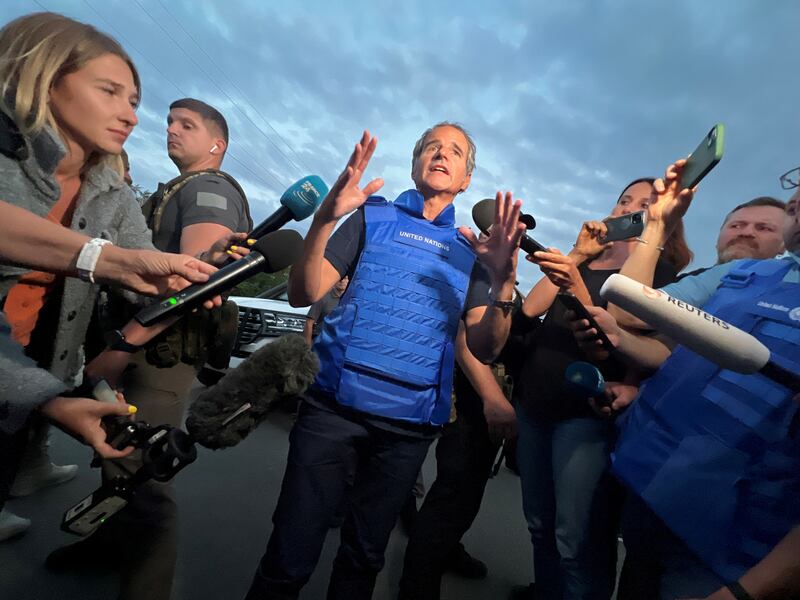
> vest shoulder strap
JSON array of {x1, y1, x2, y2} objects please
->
[
  {"x1": 720, "y1": 258, "x2": 793, "y2": 290},
  {"x1": 363, "y1": 197, "x2": 397, "y2": 223},
  {"x1": 146, "y1": 169, "x2": 252, "y2": 236}
]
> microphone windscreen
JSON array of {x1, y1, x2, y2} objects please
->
[
  {"x1": 280, "y1": 175, "x2": 328, "y2": 221},
  {"x1": 251, "y1": 229, "x2": 304, "y2": 272},
  {"x1": 472, "y1": 198, "x2": 536, "y2": 232},
  {"x1": 186, "y1": 334, "x2": 319, "y2": 449},
  {"x1": 600, "y1": 273, "x2": 771, "y2": 374},
  {"x1": 519, "y1": 213, "x2": 536, "y2": 230},
  {"x1": 472, "y1": 198, "x2": 495, "y2": 234}
]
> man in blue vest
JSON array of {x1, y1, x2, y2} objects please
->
[
  {"x1": 570, "y1": 161, "x2": 800, "y2": 600},
  {"x1": 244, "y1": 125, "x2": 525, "y2": 600}
]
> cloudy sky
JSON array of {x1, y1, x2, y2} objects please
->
[{"x1": 6, "y1": 0, "x2": 799, "y2": 289}]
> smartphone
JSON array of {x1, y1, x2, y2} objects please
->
[
  {"x1": 681, "y1": 124, "x2": 725, "y2": 190},
  {"x1": 520, "y1": 233, "x2": 548, "y2": 256},
  {"x1": 601, "y1": 210, "x2": 646, "y2": 243},
  {"x1": 556, "y1": 291, "x2": 616, "y2": 353}
]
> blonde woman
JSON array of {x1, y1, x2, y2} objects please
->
[
  {"x1": 0, "y1": 3, "x2": 210, "y2": 551},
  {"x1": 0, "y1": 10, "x2": 154, "y2": 537}
]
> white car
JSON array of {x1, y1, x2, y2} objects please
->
[{"x1": 229, "y1": 282, "x2": 308, "y2": 362}]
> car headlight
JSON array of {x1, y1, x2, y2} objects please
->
[{"x1": 261, "y1": 310, "x2": 305, "y2": 334}]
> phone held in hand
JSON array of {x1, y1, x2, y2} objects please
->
[
  {"x1": 681, "y1": 124, "x2": 725, "y2": 190},
  {"x1": 556, "y1": 291, "x2": 616, "y2": 354},
  {"x1": 601, "y1": 210, "x2": 646, "y2": 243}
]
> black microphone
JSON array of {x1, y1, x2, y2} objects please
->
[
  {"x1": 135, "y1": 229, "x2": 304, "y2": 327},
  {"x1": 185, "y1": 334, "x2": 320, "y2": 449},
  {"x1": 249, "y1": 175, "x2": 328, "y2": 239},
  {"x1": 472, "y1": 198, "x2": 547, "y2": 254}
]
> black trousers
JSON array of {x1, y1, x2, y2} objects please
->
[
  {"x1": 0, "y1": 426, "x2": 28, "y2": 513},
  {"x1": 398, "y1": 391, "x2": 501, "y2": 600},
  {"x1": 245, "y1": 401, "x2": 433, "y2": 600}
]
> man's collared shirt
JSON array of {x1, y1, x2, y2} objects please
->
[{"x1": 661, "y1": 253, "x2": 799, "y2": 307}]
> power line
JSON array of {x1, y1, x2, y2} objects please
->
[
  {"x1": 155, "y1": 0, "x2": 313, "y2": 176},
  {"x1": 79, "y1": 0, "x2": 284, "y2": 192},
  {"x1": 132, "y1": 0, "x2": 308, "y2": 179}
]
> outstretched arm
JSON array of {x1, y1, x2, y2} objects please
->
[
  {"x1": 522, "y1": 220, "x2": 609, "y2": 317},
  {"x1": 289, "y1": 131, "x2": 384, "y2": 306},
  {"x1": 609, "y1": 159, "x2": 694, "y2": 328},
  {"x1": 0, "y1": 200, "x2": 219, "y2": 297},
  {"x1": 567, "y1": 304, "x2": 673, "y2": 370}
]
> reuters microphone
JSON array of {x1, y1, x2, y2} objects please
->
[
  {"x1": 135, "y1": 229, "x2": 303, "y2": 327},
  {"x1": 472, "y1": 197, "x2": 546, "y2": 254},
  {"x1": 600, "y1": 273, "x2": 799, "y2": 392},
  {"x1": 249, "y1": 175, "x2": 328, "y2": 240}
]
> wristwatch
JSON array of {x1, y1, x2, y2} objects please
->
[
  {"x1": 76, "y1": 238, "x2": 112, "y2": 283},
  {"x1": 488, "y1": 289, "x2": 517, "y2": 315},
  {"x1": 104, "y1": 329, "x2": 141, "y2": 353}
]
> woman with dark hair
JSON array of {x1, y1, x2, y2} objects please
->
[{"x1": 511, "y1": 177, "x2": 691, "y2": 599}]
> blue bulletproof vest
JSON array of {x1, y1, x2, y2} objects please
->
[
  {"x1": 613, "y1": 258, "x2": 800, "y2": 582},
  {"x1": 312, "y1": 190, "x2": 476, "y2": 425}
]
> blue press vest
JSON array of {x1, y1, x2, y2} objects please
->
[
  {"x1": 613, "y1": 258, "x2": 800, "y2": 582},
  {"x1": 312, "y1": 190, "x2": 476, "y2": 425}
]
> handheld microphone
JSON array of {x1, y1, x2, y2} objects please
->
[
  {"x1": 472, "y1": 198, "x2": 547, "y2": 254},
  {"x1": 565, "y1": 361, "x2": 608, "y2": 404},
  {"x1": 249, "y1": 175, "x2": 328, "y2": 240},
  {"x1": 186, "y1": 334, "x2": 319, "y2": 449},
  {"x1": 600, "y1": 273, "x2": 799, "y2": 392},
  {"x1": 135, "y1": 229, "x2": 304, "y2": 327}
]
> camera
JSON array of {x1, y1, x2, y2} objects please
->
[
  {"x1": 61, "y1": 381, "x2": 197, "y2": 536},
  {"x1": 707, "y1": 127, "x2": 717, "y2": 147}
]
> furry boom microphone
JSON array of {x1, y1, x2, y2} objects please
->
[
  {"x1": 61, "y1": 336, "x2": 318, "y2": 536},
  {"x1": 186, "y1": 334, "x2": 320, "y2": 449}
]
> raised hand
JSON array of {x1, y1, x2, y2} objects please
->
[
  {"x1": 317, "y1": 130, "x2": 385, "y2": 223},
  {"x1": 573, "y1": 220, "x2": 612, "y2": 260},
  {"x1": 459, "y1": 191, "x2": 526, "y2": 289},
  {"x1": 648, "y1": 158, "x2": 695, "y2": 235}
]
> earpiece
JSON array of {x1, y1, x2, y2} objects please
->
[{"x1": 210, "y1": 144, "x2": 218, "y2": 154}]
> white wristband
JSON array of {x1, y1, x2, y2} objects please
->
[{"x1": 76, "y1": 238, "x2": 112, "y2": 283}]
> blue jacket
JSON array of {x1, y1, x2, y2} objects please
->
[
  {"x1": 613, "y1": 258, "x2": 800, "y2": 581},
  {"x1": 312, "y1": 190, "x2": 476, "y2": 425}
]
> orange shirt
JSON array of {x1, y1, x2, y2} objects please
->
[{"x1": 4, "y1": 177, "x2": 81, "y2": 346}]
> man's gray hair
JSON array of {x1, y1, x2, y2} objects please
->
[{"x1": 412, "y1": 122, "x2": 476, "y2": 175}]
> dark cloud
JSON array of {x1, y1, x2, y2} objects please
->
[{"x1": 5, "y1": 0, "x2": 798, "y2": 287}]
